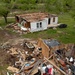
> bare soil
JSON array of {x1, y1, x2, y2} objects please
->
[
  {"x1": 0, "y1": 29, "x2": 21, "y2": 73},
  {"x1": 0, "y1": 29, "x2": 20, "y2": 43}
]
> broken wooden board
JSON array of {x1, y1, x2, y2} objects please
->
[
  {"x1": 44, "y1": 57, "x2": 67, "y2": 75},
  {"x1": 7, "y1": 66, "x2": 19, "y2": 73}
]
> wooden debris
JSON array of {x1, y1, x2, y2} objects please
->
[
  {"x1": 44, "y1": 57, "x2": 67, "y2": 75},
  {"x1": 7, "y1": 66, "x2": 19, "y2": 73}
]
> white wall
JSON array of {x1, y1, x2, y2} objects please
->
[
  {"x1": 29, "y1": 16, "x2": 58, "y2": 32},
  {"x1": 50, "y1": 17, "x2": 58, "y2": 25},
  {"x1": 42, "y1": 19, "x2": 47, "y2": 29},
  {"x1": 45, "y1": 17, "x2": 58, "y2": 25},
  {"x1": 45, "y1": 18, "x2": 48, "y2": 25},
  {"x1": 30, "y1": 19, "x2": 47, "y2": 32}
]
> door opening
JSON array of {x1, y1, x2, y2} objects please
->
[{"x1": 48, "y1": 18, "x2": 50, "y2": 24}]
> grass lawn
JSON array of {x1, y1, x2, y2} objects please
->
[
  {"x1": 22, "y1": 13, "x2": 75, "y2": 43},
  {"x1": 0, "y1": 17, "x2": 15, "y2": 27}
]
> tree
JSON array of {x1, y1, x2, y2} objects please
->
[
  {"x1": 0, "y1": 6, "x2": 10, "y2": 23},
  {"x1": 0, "y1": 0, "x2": 17, "y2": 23},
  {"x1": 45, "y1": 0, "x2": 56, "y2": 12}
]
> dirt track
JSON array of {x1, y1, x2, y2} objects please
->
[{"x1": 0, "y1": 29, "x2": 20, "y2": 43}]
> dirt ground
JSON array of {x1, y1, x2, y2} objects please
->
[
  {"x1": 0, "y1": 29, "x2": 31, "y2": 66},
  {"x1": 0, "y1": 28, "x2": 36, "y2": 74},
  {"x1": 0, "y1": 29, "x2": 20, "y2": 43},
  {"x1": 0, "y1": 29, "x2": 22, "y2": 74}
]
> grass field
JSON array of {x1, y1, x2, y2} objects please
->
[
  {"x1": 22, "y1": 13, "x2": 75, "y2": 43},
  {"x1": 0, "y1": 17, "x2": 15, "y2": 27}
]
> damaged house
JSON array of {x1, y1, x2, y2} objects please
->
[{"x1": 15, "y1": 13, "x2": 58, "y2": 32}]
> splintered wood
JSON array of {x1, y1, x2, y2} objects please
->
[
  {"x1": 4, "y1": 38, "x2": 75, "y2": 75},
  {"x1": 7, "y1": 66, "x2": 19, "y2": 73},
  {"x1": 44, "y1": 57, "x2": 67, "y2": 75}
]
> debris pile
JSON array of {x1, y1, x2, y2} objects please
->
[
  {"x1": 1, "y1": 38, "x2": 75, "y2": 75},
  {"x1": 6, "y1": 23, "x2": 28, "y2": 34}
]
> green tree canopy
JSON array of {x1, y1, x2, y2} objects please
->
[{"x1": 0, "y1": 6, "x2": 10, "y2": 23}]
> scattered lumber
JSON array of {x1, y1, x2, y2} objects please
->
[{"x1": 44, "y1": 57, "x2": 67, "y2": 75}]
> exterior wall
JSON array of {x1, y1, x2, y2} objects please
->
[
  {"x1": 45, "y1": 18, "x2": 48, "y2": 25},
  {"x1": 50, "y1": 17, "x2": 58, "y2": 25},
  {"x1": 30, "y1": 19, "x2": 47, "y2": 32},
  {"x1": 38, "y1": 38, "x2": 50, "y2": 58},
  {"x1": 45, "y1": 17, "x2": 58, "y2": 26}
]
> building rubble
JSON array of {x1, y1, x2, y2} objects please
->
[
  {"x1": 6, "y1": 23, "x2": 28, "y2": 34},
  {"x1": 1, "y1": 38, "x2": 75, "y2": 75}
]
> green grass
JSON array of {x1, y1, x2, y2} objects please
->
[
  {"x1": 0, "y1": 65, "x2": 7, "y2": 71},
  {"x1": 22, "y1": 13, "x2": 75, "y2": 43},
  {"x1": 0, "y1": 18, "x2": 15, "y2": 27},
  {"x1": 0, "y1": 65, "x2": 8, "y2": 74}
]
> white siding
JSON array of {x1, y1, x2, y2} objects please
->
[
  {"x1": 45, "y1": 17, "x2": 58, "y2": 25},
  {"x1": 30, "y1": 20, "x2": 47, "y2": 32},
  {"x1": 45, "y1": 18, "x2": 48, "y2": 25},
  {"x1": 50, "y1": 17, "x2": 58, "y2": 25},
  {"x1": 42, "y1": 19, "x2": 47, "y2": 29},
  {"x1": 30, "y1": 22, "x2": 36, "y2": 30},
  {"x1": 55, "y1": 17, "x2": 58, "y2": 24},
  {"x1": 29, "y1": 16, "x2": 58, "y2": 32}
]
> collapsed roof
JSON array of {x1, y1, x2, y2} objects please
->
[{"x1": 16, "y1": 12, "x2": 57, "y2": 22}]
